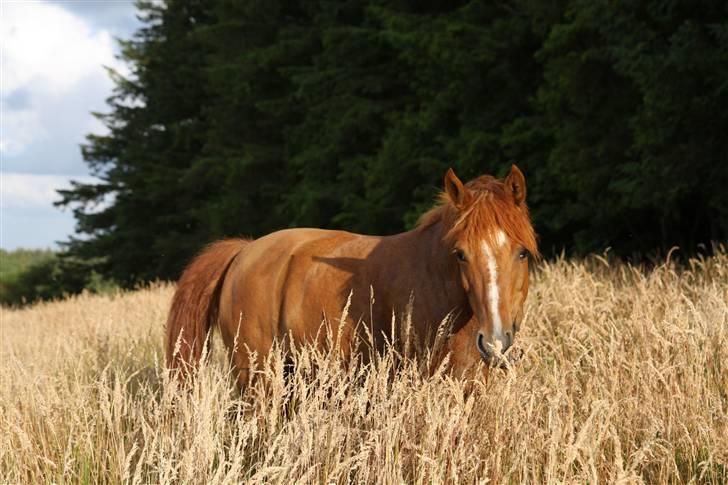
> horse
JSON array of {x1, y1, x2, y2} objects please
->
[{"x1": 165, "y1": 165, "x2": 538, "y2": 388}]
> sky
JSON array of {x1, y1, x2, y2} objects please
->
[{"x1": 1, "y1": 0, "x2": 141, "y2": 249}]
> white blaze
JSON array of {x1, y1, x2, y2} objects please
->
[
  {"x1": 494, "y1": 229, "x2": 507, "y2": 247},
  {"x1": 481, "y1": 240, "x2": 503, "y2": 342}
]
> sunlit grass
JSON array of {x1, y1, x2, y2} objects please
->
[{"x1": 1, "y1": 252, "x2": 727, "y2": 483}]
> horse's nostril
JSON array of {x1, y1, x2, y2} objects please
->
[
  {"x1": 504, "y1": 331, "x2": 513, "y2": 350},
  {"x1": 476, "y1": 332, "x2": 489, "y2": 358}
]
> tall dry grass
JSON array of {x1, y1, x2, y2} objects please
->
[{"x1": 1, "y1": 252, "x2": 726, "y2": 484}]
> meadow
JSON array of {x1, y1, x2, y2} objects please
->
[{"x1": 1, "y1": 251, "x2": 726, "y2": 483}]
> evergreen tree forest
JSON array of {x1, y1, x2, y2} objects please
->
[{"x1": 57, "y1": 0, "x2": 728, "y2": 287}]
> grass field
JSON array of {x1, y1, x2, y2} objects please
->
[{"x1": 1, "y1": 252, "x2": 726, "y2": 483}]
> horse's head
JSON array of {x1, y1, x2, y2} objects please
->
[{"x1": 440, "y1": 165, "x2": 538, "y2": 365}]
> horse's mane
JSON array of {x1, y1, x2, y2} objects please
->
[{"x1": 417, "y1": 175, "x2": 539, "y2": 256}]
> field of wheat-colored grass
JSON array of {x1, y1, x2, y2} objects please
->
[{"x1": 1, "y1": 252, "x2": 727, "y2": 484}]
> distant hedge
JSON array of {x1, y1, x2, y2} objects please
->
[{"x1": 0, "y1": 250, "x2": 116, "y2": 306}]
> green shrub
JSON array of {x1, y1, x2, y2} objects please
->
[{"x1": 0, "y1": 251, "x2": 118, "y2": 306}]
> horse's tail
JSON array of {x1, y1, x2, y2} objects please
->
[{"x1": 165, "y1": 238, "x2": 247, "y2": 380}]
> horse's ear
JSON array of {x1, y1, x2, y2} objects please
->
[
  {"x1": 504, "y1": 164, "x2": 526, "y2": 206},
  {"x1": 444, "y1": 168, "x2": 471, "y2": 208}
]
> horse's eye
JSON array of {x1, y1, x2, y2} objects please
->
[
  {"x1": 455, "y1": 249, "x2": 467, "y2": 262},
  {"x1": 518, "y1": 249, "x2": 529, "y2": 260}
]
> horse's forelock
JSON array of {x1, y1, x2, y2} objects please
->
[{"x1": 419, "y1": 176, "x2": 538, "y2": 256}]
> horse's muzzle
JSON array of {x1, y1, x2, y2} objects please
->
[{"x1": 476, "y1": 332, "x2": 521, "y2": 368}]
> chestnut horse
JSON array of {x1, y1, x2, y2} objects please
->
[{"x1": 166, "y1": 166, "x2": 538, "y2": 387}]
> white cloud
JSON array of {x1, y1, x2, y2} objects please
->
[
  {"x1": 0, "y1": 1, "x2": 138, "y2": 248},
  {"x1": 0, "y1": 172, "x2": 97, "y2": 209},
  {"x1": 1, "y1": 1, "x2": 125, "y2": 95},
  {"x1": 0, "y1": 1, "x2": 129, "y2": 157},
  {"x1": 1, "y1": 107, "x2": 46, "y2": 157}
]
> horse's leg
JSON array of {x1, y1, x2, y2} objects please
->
[
  {"x1": 215, "y1": 309, "x2": 267, "y2": 393},
  {"x1": 231, "y1": 337, "x2": 276, "y2": 393},
  {"x1": 230, "y1": 350, "x2": 252, "y2": 392}
]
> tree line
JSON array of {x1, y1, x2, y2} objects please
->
[{"x1": 54, "y1": 0, "x2": 727, "y2": 289}]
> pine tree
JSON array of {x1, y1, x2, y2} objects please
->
[
  {"x1": 58, "y1": 0, "x2": 214, "y2": 284},
  {"x1": 504, "y1": 0, "x2": 728, "y2": 254},
  {"x1": 195, "y1": 1, "x2": 316, "y2": 237},
  {"x1": 56, "y1": 0, "x2": 728, "y2": 292}
]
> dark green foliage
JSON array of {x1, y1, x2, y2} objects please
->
[
  {"x1": 505, "y1": 0, "x2": 728, "y2": 254},
  {"x1": 57, "y1": 0, "x2": 728, "y2": 287}
]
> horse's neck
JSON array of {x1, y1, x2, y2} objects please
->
[{"x1": 378, "y1": 221, "x2": 470, "y2": 326}]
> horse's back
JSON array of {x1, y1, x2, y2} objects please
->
[{"x1": 217, "y1": 227, "x2": 379, "y2": 356}]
